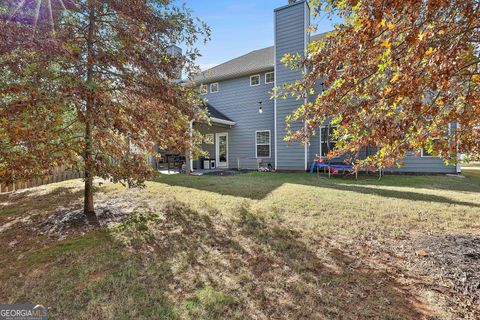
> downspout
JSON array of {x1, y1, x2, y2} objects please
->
[
  {"x1": 456, "y1": 122, "x2": 461, "y2": 174},
  {"x1": 189, "y1": 120, "x2": 194, "y2": 173},
  {"x1": 273, "y1": 11, "x2": 278, "y2": 170},
  {"x1": 303, "y1": 0, "x2": 309, "y2": 171},
  {"x1": 319, "y1": 126, "x2": 322, "y2": 158}
]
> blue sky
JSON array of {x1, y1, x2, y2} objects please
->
[{"x1": 181, "y1": 0, "x2": 342, "y2": 71}]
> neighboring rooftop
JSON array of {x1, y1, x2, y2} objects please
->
[{"x1": 193, "y1": 32, "x2": 328, "y2": 84}]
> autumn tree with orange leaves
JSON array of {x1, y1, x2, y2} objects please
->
[
  {"x1": 0, "y1": 0, "x2": 209, "y2": 216},
  {"x1": 283, "y1": 0, "x2": 479, "y2": 170}
]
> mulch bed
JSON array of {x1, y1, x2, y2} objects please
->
[
  {"x1": 341, "y1": 232, "x2": 480, "y2": 318},
  {"x1": 414, "y1": 234, "x2": 480, "y2": 302},
  {"x1": 36, "y1": 198, "x2": 142, "y2": 237}
]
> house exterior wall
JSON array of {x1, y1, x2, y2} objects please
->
[
  {"x1": 392, "y1": 121, "x2": 457, "y2": 173},
  {"x1": 191, "y1": 0, "x2": 457, "y2": 174},
  {"x1": 274, "y1": 0, "x2": 309, "y2": 170},
  {"x1": 194, "y1": 123, "x2": 225, "y2": 159},
  {"x1": 192, "y1": 123, "x2": 227, "y2": 169},
  {"x1": 304, "y1": 76, "x2": 455, "y2": 173},
  {"x1": 306, "y1": 124, "x2": 456, "y2": 173},
  {"x1": 196, "y1": 73, "x2": 275, "y2": 170},
  {"x1": 308, "y1": 128, "x2": 320, "y2": 164},
  {"x1": 393, "y1": 155, "x2": 456, "y2": 173}
]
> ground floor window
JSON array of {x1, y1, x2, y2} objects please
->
[
  {"x1": 421, "y1": 138, "x2": 440, "y2": 157},
  {"x1": 421, "y1": 124, "x2": 451, "y2": 157},
  {"x1": 204, "y1": 134, "x2": 214, "y2": 144},
  {"x1": 256, "y1": 130, "x2": 271, "y2": 158},
  {"x1": 320, "y1": 125, "x2": 337, "y2": 157}
]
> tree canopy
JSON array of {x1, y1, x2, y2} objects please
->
[
  {"x1": 282, "y1": 0, "x2": 479, "y2": 170},
  {"x1": 0, "y1": 0, "x2": 209, "y2": 214}
]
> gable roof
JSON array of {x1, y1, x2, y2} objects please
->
[
  {"x1": 204, "y1": 103, "x2": 233, "y2": 122},
  {"x1": 202, "y1": 103, "x2": 236, "y2": 126},
  {"x1": 193, "y1": 32, "x2": 329, "y2": 83}
]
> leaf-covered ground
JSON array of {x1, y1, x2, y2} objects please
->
[{"x1": 1, "y1": 167, "x2": 479, "y2": 319}]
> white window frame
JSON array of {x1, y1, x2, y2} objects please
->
[
  {"x1": 216, "y1": 132, "x2": 229, "y2": 168},
  {"x1": 250, "y1": 74, "x2": 260, "y2": 87},
  {"x1": 421, "y1": 148, "x2": 434, "y2": 158},
  {"x1": 255, "y1": 130, "x2": 271, "y2": 158},
  {"x1": 265, "y1": 72, "x2": 274, "y2": 84},
  {"x1": 210, "y1": 82, "x2": 219, "y2": 93},
  {"x1": 200, "y1": 84, "x2": 208, "y2": 95},
  {"x1": 319, "y1": 125, "x2": 337, "y2": 158}
]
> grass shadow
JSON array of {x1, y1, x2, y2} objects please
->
[
  {"x1": 134, "y1": 201, "x2": 428, "y2": 319},
  {"x1": 0, "y1": 194, "x2": 434, "y2": 319},
  {"x1": 0, "y1": 186, "x2": 85, "y2": 220},
  {"x1": 155, "y1": 172, "x2": 480, "y2": 208},
  {"x1": 319, "y1": 182, "x2": 480, "y2": 208},
  {"x1": 236, "y1": 205, "x2": 428, "y2": 319}
]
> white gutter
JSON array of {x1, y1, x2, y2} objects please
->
[
  {"x1": 210, "y1": 117, "x2": 236, "y2": 126},
  {"x1": 192, "y1": 67, "x2": 274, "y2": 85}
]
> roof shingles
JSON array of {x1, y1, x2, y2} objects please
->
[
  {"x1": 193, "y1": 33, "x2": 328, "y2": 83},
  {"x1": 203, "y1": 103, "x2": 234, "y2": 122}
]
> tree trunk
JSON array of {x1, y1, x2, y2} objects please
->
[
  {"x1": 185, "y1": 150, "x2": 191, "y2": 175},
  {"x1": 84, "y1": 164, "x2": 94, "y2": 215},
  {"x1": 84, "y1": 117, "x2": 95, "y2": 215},
  {"x1": 84, "y1": 0, "x2": 96, "y2": 216}
]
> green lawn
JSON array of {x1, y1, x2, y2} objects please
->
[{"x1": 0, "y1": 168, "x2": 479, "y2": 319}]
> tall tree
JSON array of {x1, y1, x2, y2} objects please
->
[
  {"x1": 0, "y1": 0, "x2": 209, "y2": 215},
  {"x1": 282, "y1": 0, "x2": 479, "y2": 170}
]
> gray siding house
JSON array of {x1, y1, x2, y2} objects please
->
[{"x1": 191, "y1": 0, "x2": 458, "y2": 174}]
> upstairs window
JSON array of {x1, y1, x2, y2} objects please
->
[
  {"x1": 256, "y1": 130, "x2": 271, "y2": 158},
  {"x1": 265, "y1": 72, "x2": 274, "y2": 84},
  {"x1": 320, "y1": 126, "x2": 337, "y2": 157},
  {"x1": 250, "y1": 75, "x2": 260, "y2": 86},
  {"x1": 210, "y1": 82, "x2": 219, "y2": 93},
  {"x1": 200, "y1": 84, "x2": 208, "y2": 95}
]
